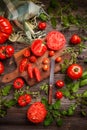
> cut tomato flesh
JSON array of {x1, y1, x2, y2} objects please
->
[{"x1": 46, "y1": 31, "x2": 66, "y2": 51}]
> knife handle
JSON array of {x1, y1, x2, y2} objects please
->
[{"x1": 48, "y1": 84, "x2": 53, "y2": 104}]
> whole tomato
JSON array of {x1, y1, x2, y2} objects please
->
[
  {"x1": 31, "y1": 39, "x2": 47, "y2": 57},
  {"x1": 55, "y1": 91, "x2": 63, "y2": 99},
  {"x1": 0, "y1": 16, "x2": 12, "y2": 44},
  {"x1": 23, "y1": 49, "x2": 30, "y2": 57},
  {"x1": 6, "y1": 45, "x2": 14, "y2": 58},
  {"x1": 13, "y1": 77, "x2": 24, "y2": 89},
  {"x1": 0, "y1": 61, "x2": 4, "y2": 74},
  {"x1": 18, "y1": 94, "x2": 31, "y2": 107},
  {"x1": 49, "y1": 50, "x2": 55, "y2": 57},
  {"x1": 55, "y1": 56, "x2": 62, "y2": 63},
  {"x1": 0, "y1": 46, "x2": 6, "y2": 59},
  {"x1": 29, "y1": 56, "x2": 37, "y2": 63},
  {"x1": 27, "y1": 102, "x2": 47, "y2": 123},
  {"x1": 38, "y1": 22, "x2": 47, "y2": 30},
  {"x1": 42, "y1": 58, "x2": 49, "y2": 64},
  {"x1": 67, "y1": 64, "x2": 83, "y2": 80},
  {"x1": 70, "y1": 34, "x2": 81, "y2": 44},
  {"x1": 56, "y1": 80, "x2": 64, "y2": 88},
  {"x1": 42, "y1": 64, "x2": 49, "y2": 71}
]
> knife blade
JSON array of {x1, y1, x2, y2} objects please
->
[{"x1": 48, "y1": 59, "x2": 55, "y2": 104}]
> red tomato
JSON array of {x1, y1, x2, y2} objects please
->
[
  {"x1": 31, "y1": 39, "x2": 47, "y2": 56},
  {"x1": 55, "y1": 56, "x2": 62, "y2": 63},
  {"x1": 0, "y1": 61, "x2": 4, "y2": 74},
  {"x1": 33, "y1": 67, "x2": 41, "y2": 82},
  {"x1": 18, "y1": 94, "x2": 31, "y2": 107},
  {"x1": 19, "y1": 58, "x2": 28, "y2": 73},
  {"x1": 0, "y1": 16, "x2": 12, "y2": 44},
  {"x1": 29, "y1": 56, "x2": 37, "y2": 63},
  {"x1": 42, "y1": 64, "x2": 49, "y2": 71},
  {"x1": 27, "y1": 63, "x2": 33, "y2": 79},
  {"x1": 70, "y1": 34, "x2": 81, "y2": 44},
  {"x1": 23, "y1": 49, "x2": 30, "y2": 57},
  {"x1": 42, "y1": 58, "x2": 49, "y2": 64},
  {"x1": 0, "y1": 46, "x2": 6, "y2": 59},
  {"x1": 27, "y1": 102, "x2": 47, "y2": 123},
  {"x1": 49, "y1": 50, "x2": 55, "y2": 57},
  {"x1": 46, "y1": 31, "x2": 66, "y2": 51},
  {"x1": 13, "y1": 77, "x2": 24, "y2": 89},
  {"x1": 55, "y1": 91, "x2": 63, "y2": 99},
  {"x1": 5, "y1": 45, "x2": 14, "y2": 58},
  {"x1": 67, "y1": 64, "x2": 83, "y2": 80},
  {"x1": 38, "y1": 22, "x2": 47, "y2": 30},
  {"x1": 56, "y1": 80, "x2": 64, "y2": 88}
]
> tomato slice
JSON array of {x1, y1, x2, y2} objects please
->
[
  {"x1": 31, "y1": 39, "x2": 47, "y2": 56},
  {"x1": 46, "y1": 31, "x2": 66, "y2": 51}
]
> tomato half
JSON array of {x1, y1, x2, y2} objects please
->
[
  {"x1": 67, "y1": 64, "x2": 83, "y2": 80},
  {"x1": 0, "y1": 16, "x2": 12, "y2": 44},
  {"x1": 31, "y1": 39, "x2": 47, "y2": 56},
  {"x1": 46, "y1": 31, "x2": 66, "y2": 51}
]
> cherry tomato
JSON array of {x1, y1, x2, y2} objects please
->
[
  {"x1": 56, "y1": 80, "x2": 64, "y2": 88},
  {"x1": 42, "y1": 64, "x2": 49, "y2": 71},
  {"x1": 0, "y1": 16, "x2": 12, "y2": 44},
  {"x1": 55, "y1": 91, "x2": 63, "y2": 99},
  {"x1": 55, "y1": 56, "x2": 62, "y2": 63},
  {"x1": 19, "y1": 58, "x2": 28, "y2": 73},
  {"x1": 42, "y1": 58, "x2": 49, "y2": 64},
  {"x1": 33, "y1": 67, "x2": 41, "y2": 82},
  {"x1": 49, "y1": 50, "x2": 55, "y2": 57},
  {"x1": 46, "y1": 31, "x2": 66, "y2": 51},
  {"x1": 23, "y1": 49, "x2": 30, "y2": 57},
  {"x1": 0, "y1": 46, "x2": 6, "y2": 59},
  {"x1": 38, "y1": 22, "x2": 47, "y2": 30},
  {"x1": 27, "y1": 63, "x2": 33, "y2": 79},
  {"x1": 0, "y1": 61, "x2": 4, "y2": 74},
  {"x1": 5, "y1": 45, "x2": 14, "y2": 58},
  {"x1": 67, "y1": 64, "x2": 83, "y2": 80},
  {"x1": 29, "y1": 56, "x2": 37, "y2": 63},
  {"x1": 18, "y1": 94, "x2": 31, "y2": 107},
  {"x1": 27, "y1": 102, "x2": 47, "y2": 123},
  {"x1": 13, "y1": 77, "x2": 24, "y2": 89},
  {"x1": 31, "y1": 39, "x2": 47, "y2": 57},
  {"x1": 70, "y1": 34, "x2": 81, "y2": 44}
]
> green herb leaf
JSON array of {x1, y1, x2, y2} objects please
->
[
  {"x1": 62, "y1": 88, "x2": 70, "y2": 98},
  {"x1": 82, "y1": 90, "x2": 87, "y2": 98},
  {"x1": 39, "y1": 13, "x2": 48, "y2": 21},
  {"x1": 81, "y1": 110, "x2": 87, "y2": 116},
  {"x1": 1, "y1": 85, "x2": 12, "y2": 96},
  {"x1": 53, "y1": 110, "x2": 60, "y2": 118},
  {"x1": 4, "y1": 99, "x2": 17, "y2": 108},
  {"x1": 0, "y1": 109, "x2": 7, "y2": 117},
  {"x1": 80, "y1": 79, "x2": 87, "y2": 87},
  {"x1": 56, "y1": 118, "x2": 63, "y2": 127},
  {"x1": 51, "y1": 17, "x2": 57, "y2": 28},
  {"x1": 44, "y1": 113, "x2": 53, "y2": 126},
  {"x1": 41, "y1": 97, "x2": 48, "y2": 107},
  {"x1": 71, "y1": 81, "x2": 80, "y2": 93},
  {"x1": 52, "y1": 100, "x2": 61, "y2": 110}
]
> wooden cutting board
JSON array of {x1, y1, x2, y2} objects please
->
[{"x1": 1, "y1": 46, "x2": 70, "y2": 86}]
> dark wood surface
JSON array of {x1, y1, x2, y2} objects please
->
[{"x1": 0, "y1": 0, "x2": 87, "y2": 130}]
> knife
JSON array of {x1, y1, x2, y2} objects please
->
[{"x1": 48, "y1": 59, "x2": 55, "y2": 104}]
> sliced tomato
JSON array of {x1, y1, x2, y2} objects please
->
[
  {"x1": 31, "y1": 39, "x2": 47, "y2": 56},
  {"x1": 46, "y1": 31, "x2": 66, "y2": 51}
]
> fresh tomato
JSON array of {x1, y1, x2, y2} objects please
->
[
  {"x1": 42, "y1": 64, "x2": 49, "y2": 71},
  {"x1": 27, "y1": 102, "x2": 47, "y2": 123},
  {"x1": 0, "y1": 16, "x2": 12, "y2": 44},
  {"x1": 5, "y1": 45, "x2": 14, "y2": 58},
  {"x1": 55, "y1": 56, "x2": 62, "y2": 63},
  {"x1": 0, "y1": 61, "x2": 4, "y2": 74},
  {"x1": 55, "y1": 91, "x2": 63, "y2": 99},
  {"x1": 29, "y1": 56, "x2": 37, "y2": 63},
  {"x1": 56, "y1": 80, "x2": 64, "y2": 88},
  {"x1": 46, "y1": 31, "x2": 66, "y2": 51},
  {"x1": 42, "y1": 58, "x2": 49, "y2": 64},
  {"x1": 18, "y1": 94, "x2": 31, "y2": 107},
  {"x1": 49, "y1": 50, "x2": 55, "y2": 57},
  {"x1": 13, "y1": 77, "x2": 24, "y2": 89},
  {"x1": 23, "y1": 49, "x2": 30, "y2": 57},
  {"x1": 67, "y1": 64, "x2": 83, "y2": 80},
  {"x1": 33, "y1": 67, "x2": 41, "y2": 82},
  {"x1": 19, "y1": 58, "x2": 28, "y2": 73},
  {"x1": 70, "y1": 34, "x2": 81, "y2": 44},
  {"x1": 0, "y1": 46, "x2": 6, "y2": 59},
  {"x1": 31, "y1": 39, "x2": 47, "y2": 57},
  {"x1": 27, "y1": 63, "x2": 33, "y2": 79},
  {"x1": 38, "y1": 22, "x2": 47, "y2": 30}
]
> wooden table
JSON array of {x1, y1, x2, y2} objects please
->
[{"x1": 0, "y1": 0, "x2": 87, "y2": 130}]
